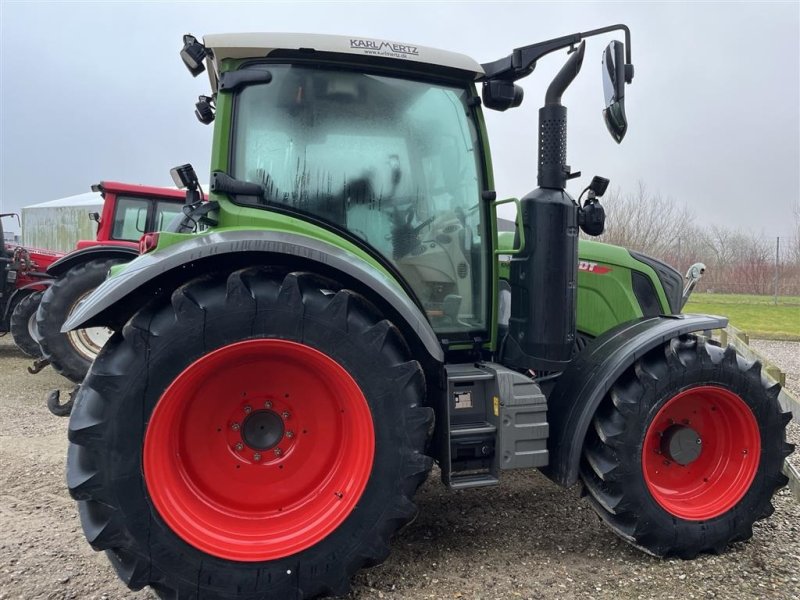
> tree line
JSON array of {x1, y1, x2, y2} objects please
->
[{"x1": 589, "y1": 182, "x2": 800, "y2": 296}]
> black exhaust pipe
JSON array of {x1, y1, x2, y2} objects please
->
[{"x1": 502, "y1": 42, "x2": 585, "y2": 372}]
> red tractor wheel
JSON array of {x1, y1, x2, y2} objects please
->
[
  {"x1": 67, "y1": 268, "x2": 433, "y2": 599},
  {"x1": 144, "y1": 339, "x2": 375, "y2": 562},
  {"x1": 641, "y1": 385, "x2": 760, "y2": 521},
  {"x1": 580, "y1": 336, "x2": 793, "y2": 558}
]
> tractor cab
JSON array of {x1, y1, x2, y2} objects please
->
[{"x1": 196, "y1": 34, "x2": 492, "y2": 340}]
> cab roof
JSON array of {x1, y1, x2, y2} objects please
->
[{"x1": 202, "y1": 32, "x2": 484, "y2": 91}]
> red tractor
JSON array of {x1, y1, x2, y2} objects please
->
[
  {"x1": 35, "y1": 182, "x2": 185, "y2": 385},
  {"x1": 0, "y1": 213, "x2": 63, "y2": 356}
]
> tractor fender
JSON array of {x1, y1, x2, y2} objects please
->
[
  {"x1": 541, "y1": 313, "x2": 727, "y2": 487},
  {"x1": 62, "y1": 229, "x2": 444, "y2": 364},
  {"x1": 47, "y1": 245, "x2": 139, "y2": 277},
  {"x1": 3, "y1": 280, "x2": 53, "y2": 321}
]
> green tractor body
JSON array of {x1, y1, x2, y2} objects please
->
[{"x1": 63, "y1": 28, "x2": 793, "y2": 600}]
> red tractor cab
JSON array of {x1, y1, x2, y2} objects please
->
[{"x1": 36, "y1": 182, "x2": 185, "y2": 384}]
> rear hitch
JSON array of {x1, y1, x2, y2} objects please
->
[
  {"x1": 28, "y1": 357, "x2": 50, "y2": 374},
  {"x1": 46, "y1": 386, "x2": 78, "y2": 417}
]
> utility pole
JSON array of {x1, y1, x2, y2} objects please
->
[{"x1": 774, "y1": 236, "x2": 780, "y2": 305}]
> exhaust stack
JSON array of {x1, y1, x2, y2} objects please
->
[{"x1": 502, "y1": 43, "x2": 585, "y2": 372}]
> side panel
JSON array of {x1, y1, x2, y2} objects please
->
[
  {"x1": 497, "y1": 234, "x2": 675, "y2": 336},
  {"x1": 540, "y1": 313, "x2": 727, "y2": 487}
]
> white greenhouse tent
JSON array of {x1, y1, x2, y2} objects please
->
[{"x1": 21, "y1": 191, "x2": 103, "y2": 253}]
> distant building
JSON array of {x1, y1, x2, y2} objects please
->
[{"x1": 21, "y1": 192, "x2": 103, "y2": 252}]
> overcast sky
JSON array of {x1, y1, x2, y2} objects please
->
[{"x1": 1, "y1": 1, "x2": 798, "y2": 239}]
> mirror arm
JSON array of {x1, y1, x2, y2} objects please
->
[{"x1": 481, "y1": 23, "x2": 633, "y2": 83}]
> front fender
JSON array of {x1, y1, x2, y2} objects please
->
[
  {"x1": 541, "y1": 313, "x2": 727, "y2": 487},
  {"x1": 62, "y1": 229, "x2": 444, "y2": 364}
]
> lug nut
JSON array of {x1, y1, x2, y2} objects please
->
[
  {"x1": 234, "y1": 442, "x2": 244, "y2": 452},
  {"x1": 274, "y1": 447, "x2": 283, "y2": 457},
  {"x1": 231, "y1": 423, "x2": 240, "y2": 431},
  {"x1": 244, "y1": 405, "x2": 252, "y2": 414},
  {"x1": 253, "y1": 453, "x2": 261, "y2": 462},
  {"x1": 696, "y1": 438, "x2": 702, "y2": 445},
  {"x1": 282, "y1": 411, "x2": 290, "y2": 419},
  {"x1": 264, "y1": 400, "x2": 273, "y2": 409},
  {"x1": 286, "y1": 431, "x2": 295, "y2": 439}
]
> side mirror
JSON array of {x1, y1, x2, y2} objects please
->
[{"x1": 602, "y1": 40, "x2": 627, "y2": 143}]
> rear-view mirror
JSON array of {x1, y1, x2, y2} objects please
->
[{"x1": 602, "y1": 40, "x2": 627, "y2": 143}]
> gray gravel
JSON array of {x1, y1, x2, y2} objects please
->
[
  {"x1": 750, "y1": 340, "x2": 800, "y2": 470},
  {"x1": 0, "y1": 336, "x2": 798, "y2": 600}
]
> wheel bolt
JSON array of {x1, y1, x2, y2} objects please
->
[
  {"x1": 253, "y1": 453, "x2": 261, "y2": 462},
  {"x1": 264, "y1": 400, "x2": 273, "y2": 409},
  {"x1": 286, "y1": 431, "x2": 295, "y2": 439},
  {"x1": 234, "y1": 442, "x2": 244, "y2": 452},
  {"x1": 282, "y1": 411, "x2": 290, "y2": 419},
  {"x1": 696, "y1": 438, "x2": 702, "y2": 445},
  {"x1": 231, "y1": 423, "x2": 240, "y2": 431},
  {"x1": 244, "y1": 405, "x2": 252, "y2": 414},
  {"x1": 274, "y1": 447, "x2": 283, "y2": 457}
]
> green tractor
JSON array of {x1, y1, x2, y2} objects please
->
[{"x1": 64, "y1": 26, "x2": 793, "y2": 599}]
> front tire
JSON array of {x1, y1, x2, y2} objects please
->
[
  {"x1": 37, "y1": 259, "x2": 122, "y2": 382},
  {"x1": 580, "y1": 336, "x2": 794, "y2": 558},
  {"x1": 10, "y1": 291, "x2": 43, "y2": 357},
  {"x1": 67, "y1": 268, "x2": 434, "y2": 599}
]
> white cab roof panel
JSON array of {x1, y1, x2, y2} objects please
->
[{"x1": 202, "y1": 32, "x2": 483, "y2": 87}]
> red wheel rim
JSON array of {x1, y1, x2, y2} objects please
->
[
  {"x1": 143, "y1": 339, "x2": 375, "y2": 562},
  {"x1": 642, "y1": 385, "x2": 760, "y2": 520}
]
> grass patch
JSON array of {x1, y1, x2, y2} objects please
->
[{"x1": 685, "y1": 293, "x2": 800, "y2": 340}]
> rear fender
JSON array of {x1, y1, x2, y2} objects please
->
[
  {"x1": 541, "y1": 313, "x2": 727, "y2": 487},
  {"x1": 47, "y1": 246, "x2": 139, "y2": 277},
  {"x1": 62, "y1": 229, "x2": 444, "y2": 366}
]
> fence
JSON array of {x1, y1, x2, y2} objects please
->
[{"x1": 713, "y1": 325, "x2": 800, "y2": 502}]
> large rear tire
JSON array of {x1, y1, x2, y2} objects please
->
[
  {"x1": 67, "y1": 268, "x2": 434, "y2": 599},
  {"x1": 580, "y1": 336, "x2": 794, "y2": 557},
  {"x1": 10, "y1": 291, "x2": 43, "y2": 357},
  {"x1": 37, "y1": 259, "x2": 121, "y2": 382}
]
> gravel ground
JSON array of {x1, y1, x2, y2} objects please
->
[
  {"x1": 1, "y1": 335, "x2": 798, "y2": 600},
  {"x1": 750, "y1": 340, "x2": 800, "y2": 471}
]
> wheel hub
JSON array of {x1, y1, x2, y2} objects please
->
[
  {"x1": 660, "y1": 425, "x2": 702, "y2": 465},
  {"x1": 242, "y1": 409, "x2": 284, "y2": 450}
]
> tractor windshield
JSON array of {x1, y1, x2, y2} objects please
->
[{"x1": 232, "y1": 64, "x2": 487, "y2": 335}]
